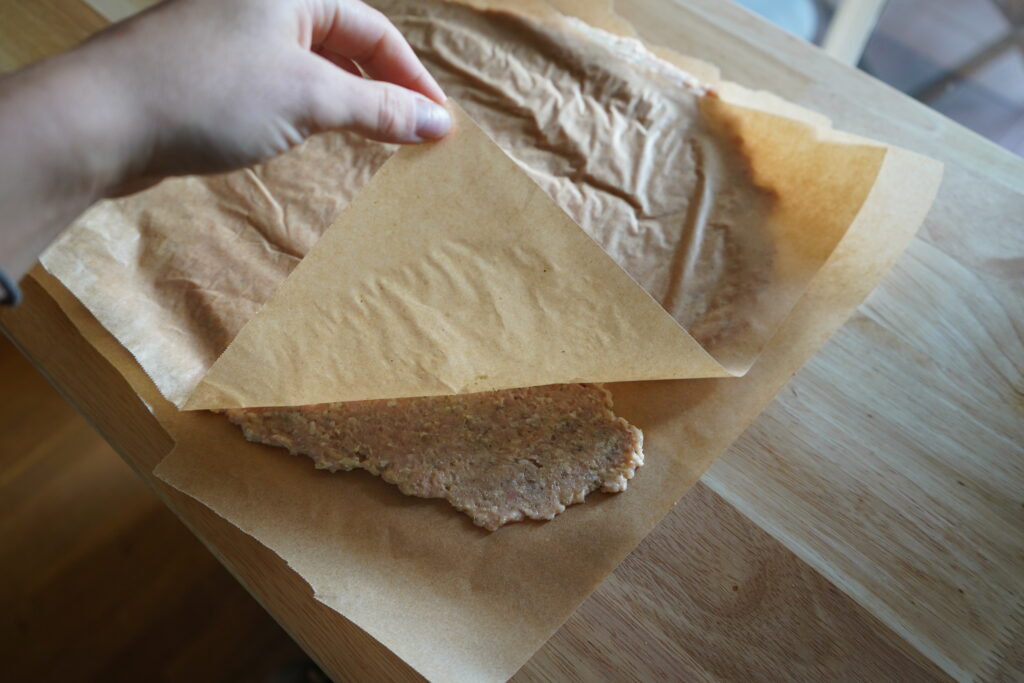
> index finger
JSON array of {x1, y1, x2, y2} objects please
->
[{"x1": 314, "y1": 0, "x2": 446, "y2": 103}]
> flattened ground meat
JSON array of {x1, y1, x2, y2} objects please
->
[{"x1": 225, "y1": 384, "x2": 643, "y2": 530}]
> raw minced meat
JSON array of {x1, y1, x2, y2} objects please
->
[{"x1": 225, "y1": 383, "x2": 643, "y2": 530}]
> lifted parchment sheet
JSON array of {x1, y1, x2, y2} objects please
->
[{"x1": 185, "y1": 104, "x2": 730, "y2": 410}]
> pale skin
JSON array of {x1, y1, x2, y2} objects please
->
[{"x1": 0, "y1": 0, "x2": 451, "y2": 284}]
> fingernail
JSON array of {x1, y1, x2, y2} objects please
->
[{"x1": 416, "y1": 99, "x2": 452, "y2": 140}]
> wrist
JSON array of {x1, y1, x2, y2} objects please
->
[
  {"x1": 0, "y1": 42, "x2": 150, "y2": 279},
  {"x1": 45, "y1": 43, "x2": 153, "y2": 198}
]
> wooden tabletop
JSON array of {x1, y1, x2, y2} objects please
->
[{"x1": 2, "y1": 1, "x2": 1022, "y2": 681}]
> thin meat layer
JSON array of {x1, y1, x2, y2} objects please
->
[{"x1": 225, "y1": 383, "x2": 643, "y2": 530}]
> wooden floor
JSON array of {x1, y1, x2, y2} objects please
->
[{"x1": 0, "y1": 336, "x2": 307, "y2": 682}]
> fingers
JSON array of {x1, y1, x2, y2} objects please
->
[
  {"x1": 313, "y1": 46, "x2": 361, "y2": 77},
  {"x1": 314, "y1": 0, "x2": 446, "y2": 103},
  {"x1": 309, "y1": 64, "x2": 451, "y2": 143}
]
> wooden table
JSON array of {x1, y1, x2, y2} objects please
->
[{"x1": 3, "y1": 1, "x2": 1022, "y2": 680}]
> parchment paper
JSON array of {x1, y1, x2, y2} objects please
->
[
  {"x1": 38, "y1": 1, "x2": 943, "y2": 680},
  {"x1": 43, "y1": 0, "x2": 883, "y2": 409},
  {"x1": 185, "y1": 103, "x2": 733, "y2": 409}
]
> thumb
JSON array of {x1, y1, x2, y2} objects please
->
[{"x1": 311, "y1": 66, "x2": 452, "y2": 144}]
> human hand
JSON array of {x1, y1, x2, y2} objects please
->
[
  {"x1": 0, "y1": 0, "x2": 451, "y2": 280},
  {"x1": 84, "y1": 0, "x2": 451, "y2": 185}
]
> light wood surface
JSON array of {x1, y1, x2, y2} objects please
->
[
  {"x1": 2, "y1": 1, "x2": 1021, "y2": 682},
  {"x1": 618, "y1": 2, "x2": 1024, "y2": 679}
]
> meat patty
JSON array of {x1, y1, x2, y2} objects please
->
[{"x1": 225, "y1": 384, "x2": 643, "y2": 530}]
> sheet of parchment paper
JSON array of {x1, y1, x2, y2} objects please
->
[
  {"x1": 185, "y1": 104, "x2": 732, "y2": 409},
  {"x1": 42, "y1": 0, "x2": 883, "y2": 408},
  {"x1": 37, "y1": 1, "x2": 943, "y2": 680}
]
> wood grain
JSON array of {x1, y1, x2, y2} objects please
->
[
  {"x1": 607, "y1": 2, "x2": 1024, "y2": 679},
  {"x1": 517, "y1": 483, "x2": 949, "y2": 682},
  {"x1": 0, "y1": 334, "x2": 307, "y2": 681},
  {"x1": 3, "y1": 0, "x2": 1022, "y2": 680},
  {"x1": 0, "y1": 0, "x2": 106, "y2": 69},
  {"x1": 3, "y1": 274, "x2": 427, "y2": 683}
]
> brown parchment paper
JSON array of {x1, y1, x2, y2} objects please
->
[
  {"x1": 37, "y1": 1, "x2": 943, "y2": 681},
  {"x1": 42, "y1": 0, "x2": 884, "y2": 410},
  {"x1": 193, "y1": 0, "x2": 882, "y2": 409},
  {"x1": 185, "y1": 103, "x2": 731, "y2": 409}
]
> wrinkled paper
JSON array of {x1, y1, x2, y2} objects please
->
[
  {"x1": 39, "y1": 1, "x2": 943, "y2": 680},
  {"x1": 185, "y1": 104, "x2": 733, "y2": 409}
]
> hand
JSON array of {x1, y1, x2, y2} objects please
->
[
  {"x1": 84, "y1": 0, "x2": 452, "y2": 182},
  {"x1": 0, "y1": 0, "x2": 451, "y2": 282}
]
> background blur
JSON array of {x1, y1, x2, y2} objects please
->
[{"x1": 739, "y1": 0, "x2": 1024, "y2": 156}]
